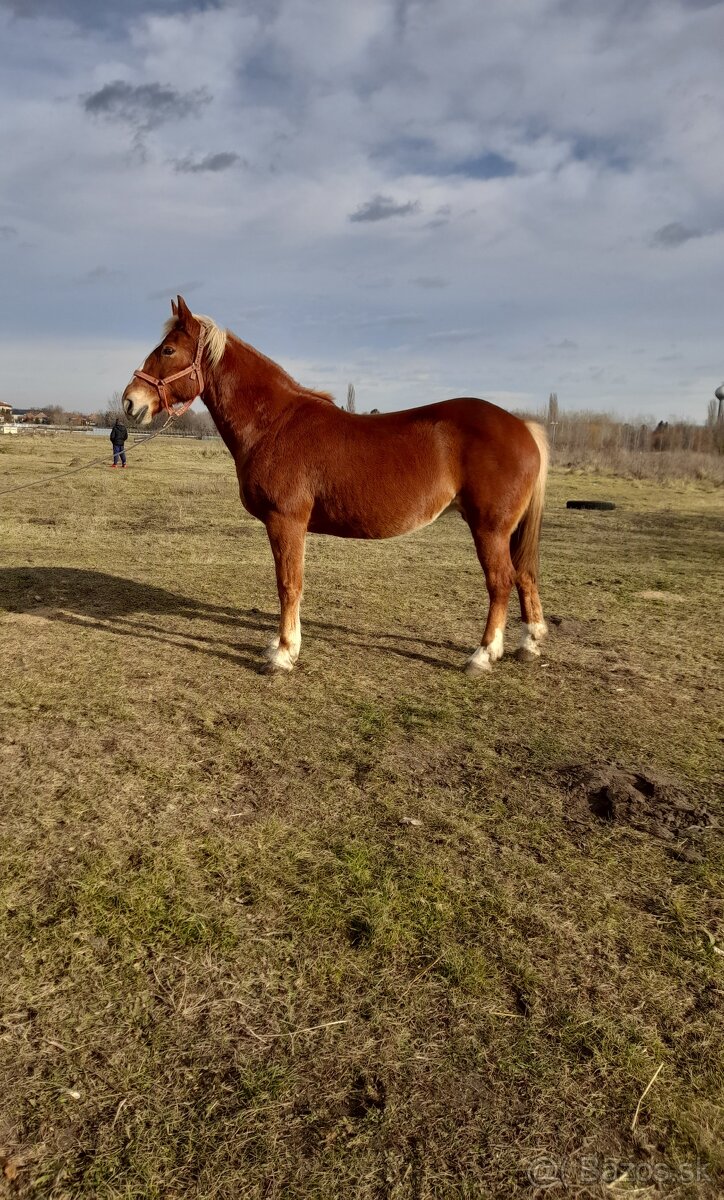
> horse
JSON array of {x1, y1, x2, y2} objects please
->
[{"x1": 122, "y1": 296, "x2": 549, "y2": 676}]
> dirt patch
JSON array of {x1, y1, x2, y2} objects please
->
[
  {"x1": 636, "y1": 590, "x2": 686, "y2": 602},
  {"x1": 547, "y1": 613, "x2": 601, "y2": 637},
  {"x1": 563, "y1": 764, "x2": 718, "y2": 844}
]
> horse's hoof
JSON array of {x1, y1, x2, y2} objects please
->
[
  {"x1": 514, "y1": 647, "x2": 540, "y2": 664},
  {"x1": 464, "y1": 657, "x2": 492, "y2": 677},
  {"x1": 260, "y1": 658, "x2": 293, "y2": 676}
]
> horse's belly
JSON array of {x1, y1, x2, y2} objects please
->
[{"x1": 308, "y1": 487, "x2": 457, "y2": 539}]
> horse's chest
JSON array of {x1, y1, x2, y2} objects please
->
[{"x1": 236, "y1": 461, "x2": 274, "y2": 522}]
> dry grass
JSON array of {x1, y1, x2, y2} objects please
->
[
  {"x1": 1, "y1": 434, "x2": 722, "y2": 1199},
  {"x1": 552, "y1": 444, "x2": 724, "y2": 484}
]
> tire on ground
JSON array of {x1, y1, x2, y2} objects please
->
[{"x1": 566, "y1": 500, "x2": 616, "y2": 511}]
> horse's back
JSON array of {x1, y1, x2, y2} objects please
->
[{"x1": 269, "y1": 395, "x2": 539, "y2": 539}]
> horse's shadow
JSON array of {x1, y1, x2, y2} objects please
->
[{"x1": 0, "y1": 567, "x2": 462, "y2": 672}]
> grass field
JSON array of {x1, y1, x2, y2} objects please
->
[{"x1": 1, "y1": 432, "x2": 722, "y2": 1199}]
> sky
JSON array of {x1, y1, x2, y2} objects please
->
[{"x1": 0, "y1": 0, "x2": 722, "y2": 420}]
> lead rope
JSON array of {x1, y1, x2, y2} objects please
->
[{"x1": 0, "y1": 411, "x2": 179, "y2": 499}]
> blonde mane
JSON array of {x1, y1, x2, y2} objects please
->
[
  {"x1": 161, "y1": 314, "x2": 335, "y2": 402},
  {"x1": 163, "y1": 312, "x2": 228, "y2": 369}
]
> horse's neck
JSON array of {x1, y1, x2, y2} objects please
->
[{"x1": 202, "y1": 337, "x2": 297, "y2": 455}]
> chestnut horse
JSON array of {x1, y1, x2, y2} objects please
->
[{"x1": 122, "y1": 296, "x2": 548, "y2": 676}]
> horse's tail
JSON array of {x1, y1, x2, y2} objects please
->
[{"x1": 510, "y1": 421, "x2": 549, "y2": 580}]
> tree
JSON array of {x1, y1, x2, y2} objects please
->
[
  {"x1": 346, "y1": 383, "x2": 356, "y2": 414},
  {"x1": 44, "y1": 405, "x2": 66, "y2": 426},
  {"x1": 707, "y1": 398, "x2": 718, "y2": 428},
  {"x1": 547, "y1": 392, "x2": 559, "y2": 424}
]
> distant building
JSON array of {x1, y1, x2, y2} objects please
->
[
  {"x1": 19, "y1": 411, "x2": 50, "y2": 425},
  {"x1": 0, "y1": 400, "x2": 18, "y2": 434}
]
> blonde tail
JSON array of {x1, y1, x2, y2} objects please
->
[{"x1": 511, "y1": 421, "x2": 549, "y2": 580}]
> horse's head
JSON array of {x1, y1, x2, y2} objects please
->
[{"x1": 122, "y1": 295, "x2": 205, "y2": 426}]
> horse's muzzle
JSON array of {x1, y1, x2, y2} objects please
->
[{"x1": 122, "y1": 391, "x2": 149, "y2": 425}]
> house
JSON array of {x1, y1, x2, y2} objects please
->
[
  {"x1": 19, "y1": 411, "x2": 50, "y2": 425},
  {"x1": 0, "y1": 400, "x2": 18, "y2": 434}
]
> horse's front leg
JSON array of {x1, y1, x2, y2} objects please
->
[{"x1": 263, "y1": 513, "x2": 307, "y2": 673}]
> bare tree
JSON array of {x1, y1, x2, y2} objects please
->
[
  {"x1": 707, "y1": 398, "x2": 718, "y2": 428},
  {"x1": 547, "y1": 392, "x2": 559, "y2": 424},
  {"x1": 346, "y1": 383, "x2": 356, "y2": 414}
]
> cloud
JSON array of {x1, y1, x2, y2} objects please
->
[
  {"x1": 147, "y1": 281, "x2": 203, "y2": 301},
  {"x1": 373, "y1": 138, "x2": 515, "y2": 181},
  {"x1": 651, "y1": 222, "x2": 703, "y2": 248},
  {"x1": 571, "y1": 134, "x2": 630, "y2": 171},
  {"x1": 448, "y1": 152, "x2": 516, "y2": 180},
  {"x1": 82, "y1": 80, "x2": 210, "y2": 133},
  {"x1": 426, "y1": 328, "x2": 482, "y2": 345},
  {"x1": 76, "y1": 265, "x2": 125, "y2": 285},
  {"x1": 359, "y1": 313, "x2": 423, "y2": 328},
  {"x1": 349, "y1": 195, "x2": 421, "y2": 223},
  {"x1": 173, "y1": 151, "x2": 241, "y2": 173},
  {"x1": 0, "y1": 0, "x2": 212, "y2": 29},
  {"x1": 1, "y1": 0, "x2": 724, "y2": 418},
  {"x1": 0, "y1": 225, "x2": 17, "y2": 240},
  {"x1": 425, "y1": 205, "x2": 452, "y2": 230}
]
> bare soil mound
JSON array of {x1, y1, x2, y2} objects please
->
[{"x1": 562, "y1": 764, "x2": 719, "y2": 844}]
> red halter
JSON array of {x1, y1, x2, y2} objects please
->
[{"x1": 133, "y1": 322, "x2": 206, "y2": 417}]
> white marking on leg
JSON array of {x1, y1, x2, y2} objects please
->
[
  {"x1": 487, "y1": 627, "x2": 504, "y2": 662},
  {"x1": 518, "y1": 621, "x2": 547, "y2": 656},
  {"x1": 265, "y1": 613, "x2": 301, "y2": 668},
  {"x1": 265, "y1": 644, "x2": 295, "y2": 672},
  {"x1": 288, "y1": 613, "x2": 301, "y2": 662},
  {"x1": 466, "y1": 646, "x2": 492, "y2": 674},
  {"x1": 465, "y1": 627, "x2": 503, "y2": 675}
]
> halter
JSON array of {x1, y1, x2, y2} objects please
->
[{"x1": 133, "y1": 322, "x2": 206, "y2": 417}]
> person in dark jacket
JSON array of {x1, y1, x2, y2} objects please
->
[{"x1": 110, "y1": 417, "x2": 128, "y2": 468}]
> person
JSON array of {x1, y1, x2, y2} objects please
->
[{"x1": 110, "y1": 416, "x2": 128, "y2": 468}]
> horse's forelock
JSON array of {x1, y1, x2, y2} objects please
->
[{"x1": 161, "y1": 313, "x2": 227, "y2": 369}]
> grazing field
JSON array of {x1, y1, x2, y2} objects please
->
[{"x1": 1, "y1": 433, "x2": 722, "y2": 1199}]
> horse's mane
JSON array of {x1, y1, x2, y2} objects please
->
[
  {"x1": 163, "y1": 314, "x2": 336, "y2": 405},
  {"x1": 301, "y1": 387, "x2": 336, "y2": 405}
]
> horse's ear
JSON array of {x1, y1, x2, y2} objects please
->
[
  {"x1": 176, "y1": 295, "x2": 193, "y2": 327},
  {"x1": 171, "y1": 299, "x2": 178, "y2": 317}
]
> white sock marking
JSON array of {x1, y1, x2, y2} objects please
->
[
  {"x1": 266, "y1": 645, "x2": 295, "y2": 671},
  {"x1": 266, "y1": 614, "x2": 301, "y2": 668},
  {"x1": 518, "y1": 621, "x2": 547, "y2": 656},
  {"x1": 465, "y1": 627, "x2": 503, "y2": 674}
]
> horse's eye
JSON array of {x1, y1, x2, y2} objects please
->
[{"x1": 162, "y1": 345, "x2": 175, "y2": 356}]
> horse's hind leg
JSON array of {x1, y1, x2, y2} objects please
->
[
  {"x1": 465, "y1": 530, "x2": 515, "y2": 676},
  {"x1": 515, "y1": 570, "x2": 547, "y2": 660}
]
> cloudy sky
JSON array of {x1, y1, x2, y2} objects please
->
[{"x1": 0, "y1": 0, "x2": 722, "y2": 419}]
